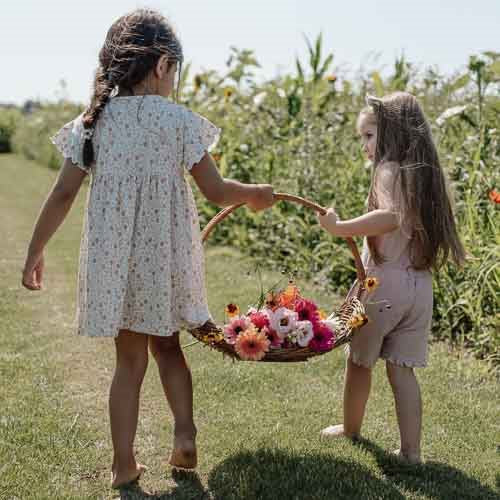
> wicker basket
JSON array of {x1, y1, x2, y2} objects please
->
[{"x1": 189, "y1": 193, "x2": 368, "y2": 362}]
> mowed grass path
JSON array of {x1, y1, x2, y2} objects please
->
[{"x1": 0, "y1": 154, "x2": 498, "y2": 499}]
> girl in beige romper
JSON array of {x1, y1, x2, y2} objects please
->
[
  {"x1": 318, "y1": 92, "x2": 465, "y2": 463},
  {"x1": 22, "y1": 9, "x2": 274, "y2": 489}
]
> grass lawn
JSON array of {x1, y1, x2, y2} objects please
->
[{"x1": 0, "y1": 154, "x2": 498, "y2": 499}]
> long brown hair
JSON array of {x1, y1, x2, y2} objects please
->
[
  {"x1": 82, "y1": 9, "x2": 183, "y2": 166},
  {"x1": 363, "y1": 92, "x2": 465, "y2": 271}
]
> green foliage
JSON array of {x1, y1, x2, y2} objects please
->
[
  {"x1": 11, "y1": 101, "x2": 83, "y2": 169},
  {"x1": 11, "y1": 46, "x2": 500, "y2": 366},
  {"x1": 0, "y1": 108, "x2": 21, "y2": 153}
]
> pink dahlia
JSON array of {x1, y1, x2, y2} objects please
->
[
  {"x1": 309, "y1": 322, "x2": 335, "y2": 352},
  {"x1": 249, "y1": 310, "x2": 270, "y2": 331},
  {"x1": 235, "y1": 327, "x2": 270, "y2": 361},
  {"x1": 223, "y1": 316, "x2": 251, "y2": 344},
  {"x1": 295, "y1": 299, "x2": 320, "y2": 324}
]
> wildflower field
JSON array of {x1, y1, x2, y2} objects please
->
[{"x1": 2, "y1": 40, "x2": 499, "y2": 367}]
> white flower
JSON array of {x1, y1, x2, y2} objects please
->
[
  {"x1": 269, "y1": 307, "x2": 298, "y2": 338},
  {"x1": 253, "y1": 91, "x2": 267, "y2": 107},
  {"x1": 436, "y1": 105, "x2": 467, "y2": 127},
  {"x1": 295, "y1": 321, "x2": 314, "y2": 347},
  {"x1": 277, "y1": 88, "x2": 286, "y2": 98},
  {"x1": 239, "y1": 143, "x2": 249, "y2": 153},
  {"x1": 324, "y1": 316, "x2": 342, "y2": 332}
]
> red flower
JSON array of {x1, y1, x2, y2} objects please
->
[
  {"x1": 249, "y1": 311, "x2": 270, "y2": 331},
  {"x1": 264, "y1": 327, "x2": 283, "y2": 348},
  {"x1": 309, "y1": 322, "x2": 334, "y2": 352},
  {"x1": 295, "y1": 299, "x2": 319, "y2": 324},
  {"x1": 489, "y1": 189, "x2": 500, "y2": 204}
]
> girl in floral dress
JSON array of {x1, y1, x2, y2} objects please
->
[{"x1": 22, "y1": 8, "x2": 274, "y2": 488}]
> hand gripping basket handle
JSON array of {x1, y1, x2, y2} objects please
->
[{"x1": 200, "y1": 193, "x2": 367, "y2": 283}]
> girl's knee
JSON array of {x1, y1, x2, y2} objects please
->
[
  {"x1": 386, "y1": 361, "x2": 414, "y2": 386},
  {"x1": 115, "y1": 329, "x2": 149, "y2": 374},
  {"x1": 149, "y1": 332, "x2": 181, "y2": 360}
]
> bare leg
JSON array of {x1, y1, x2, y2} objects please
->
[
  {"x1": 149, "y1": 333, "x2": 197, "y2": 469},
  {"x1": 321, "y1": 358, "x2": 372, "y2": 439},
  {"x1": 386, "y1": 361, "x2": 422, "y2": 463},
  {"x1": 109, "y1": 329, "x2": 149, "y2": 488}
]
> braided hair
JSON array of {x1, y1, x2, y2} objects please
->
[{"x1": 82, "y1": 9, "x2": 183, "y2": 166}]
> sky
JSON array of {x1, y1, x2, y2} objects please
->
[{"x1": 1, "y1": 0, "x2": 498, "y2": 105}]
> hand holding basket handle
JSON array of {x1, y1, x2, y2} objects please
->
[{"x1": 189, "y1": 192, "x2": 369, "y2": 362}]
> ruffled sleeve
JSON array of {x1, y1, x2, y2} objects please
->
[
  {"x1": 182, "y1": 108, "x2": 220, "y2": 171},
  {"x1": 50, "y1": 113, "x2": 90, "y2": 173}
]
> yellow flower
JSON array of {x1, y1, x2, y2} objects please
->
[
  {"x1": 364, "y1": 276, "x2": 380, "y2": 293},
  {"x1": 201, "y1": 331, "x2": 224, "y2": 344},
  {"x1": 348, "y1": 313, "x2": 368, "y2": 329},
  {"x1": 225, "y1": 303, "x2": 240, "y2": 318},
  {"x1": 318, "y1": 309, "x2": 327, "y2": 320},
  {"x1": 224, "y1": 87, "x2": 234, "y2": 100},
  {"x1": 326, "y1": 74, "x2": 337, "y2": 83}
]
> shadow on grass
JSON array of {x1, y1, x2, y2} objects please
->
[
  {"x1": 207, "y1": 447, "x2": 404, "y2": 500},
  {"x1": 355, "y1": 438, "x2": 499, "y2": 500},
  {"x1": 116, "y1": 469, "x2": 208, "y2": 499}
]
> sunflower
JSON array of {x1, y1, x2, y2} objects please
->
[
  {"x1": 235, "y1": 327, "x2": 270, "y2": 361},
  {"x1": 364, "y1": 277, "x2": 380, "y2": 293},
  {"x1": 225, "y1": 303, "x2": 240, "y2": 318},
  {"x1": 224, "y1": 87, "x2": 234, "y2": 100},
  {"x1": 326, "y1": 74, "x2": 337, "y2": 83}
]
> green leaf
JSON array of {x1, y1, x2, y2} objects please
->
[{"x1": 448, "y1": 73, "x2": 470, "y2": 93}]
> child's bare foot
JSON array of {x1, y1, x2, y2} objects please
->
[
  {"x1": 111, "y1": 463, "x2": 147, "y2": 489},
  {"x1": 169, "y1": 435, "x2": 197, "y2": 470},
  {"x1": 320, "y1": 424, "x2": 360, "y2": 440},
  {"x1": 392, "y1": 448, "x2": 422, "y2": 465}
]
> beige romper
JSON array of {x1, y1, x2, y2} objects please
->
[{"x1": 347, "y1": 162, "x2": 433, "y2": 368}]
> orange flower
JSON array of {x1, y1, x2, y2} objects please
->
[
  {"x1": 212, "y1": 153, "x2": 222, "y2": 163},
  {"x1": 225, "y1": 303, "x2": 240, "y2": 318},
  {"x1": 278, "y1": 283, "x2": 300, "y2": 308},
  {"x1": 489, "y1": 189, "x2": 500, "y2": 204},
  {"x1": 326, "y1": 74, "x2": 337, "y2": 83},
  {"x1": 318, "y1": 309, "x2": 327, "y2": 320},
  {"x1": 265, "y1": 292, "x2": 280, "y2": 311},
  {"x1": 235, "y1": 327, "x2": 270, "y2": 361},
  {"x1": 364, "y1": 277, "x2": 380, "y2": 293}
]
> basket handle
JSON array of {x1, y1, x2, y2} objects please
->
[{"x1": 200, "y1": 193, "x2": 367, "y2": 283}]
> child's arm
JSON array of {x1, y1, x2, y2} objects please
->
[
  {"x1": 22, "y1": 159, "x2": 87, "y2": 290},
  {"x1": 318, "y1": 208, "x2": 399, "y2": 238},
  {"x1": 190, "y1": 153, "x2": 274, "y2": 210}
]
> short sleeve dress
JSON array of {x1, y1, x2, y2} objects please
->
[{"x1": 51, "y1": 95, "x2": 220, "y2": 337}]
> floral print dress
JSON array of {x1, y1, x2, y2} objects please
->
[{"x1": 51, "y1": 95, "x2": 219, "y2": 337}]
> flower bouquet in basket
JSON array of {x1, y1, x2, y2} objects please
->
[{"x1": 189, "y1": 278, "x2": 377, "y2": 362}]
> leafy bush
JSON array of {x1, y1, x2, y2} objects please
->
[{"x1": 0, "y1": 108, "x2": 22, "y2": 153}]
